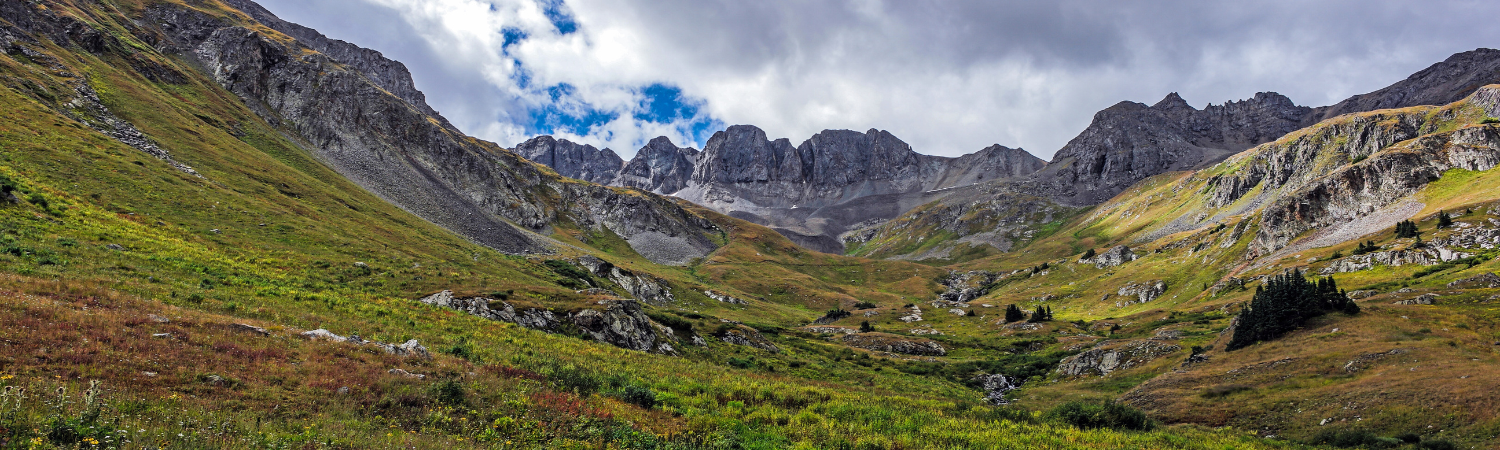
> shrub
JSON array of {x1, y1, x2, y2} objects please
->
[
  {"x1": 1482, "y1": 116, "x2": 1500, "y2": 124},
  {"x1": 859, "y1": 321, "x2": 874, "y2": 332},
  {"x1": 852, "y1": 301, "x2": 877, "y2": 310},
  {"x1": 1081, "y1": 248, "x2": 1096, "y2": 260},
  {"x1": 547, "y1": 364, "x2": 602, "y2": 396},
  {"x1": 613, "y1": 384, "x2": 657, "y2": 409},
  {"x1": 1046, "y1": 400, "x2": 1153, "y2": 431},
  {"x1": 430, "y1": 379, "x2": 466, "y2": 406},
  {"x1": 1199, "y1": 384, "x2": 1252, "y2": 398}
]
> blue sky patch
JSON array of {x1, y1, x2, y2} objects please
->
[
  {"x1": 527, "y1": 83, "x2": 616, "y2": 137},
  {"x1": 537, "y1": 0, "x2": 578, "y2": 35},
  {"x1": 635, "y1": 84, "x2": 721, "y2": 146}
]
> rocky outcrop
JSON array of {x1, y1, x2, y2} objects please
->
[
  {"x1": 514, "y1": 136, "x2": 624, "y2": 184},
  {"x1": 1393, "y1": 294, "x2": 1438, "y2": 305},
  {"x1": 576, "y1": 256, "x2": 675, "y2": 305},
  {"x1": 1320, "y1": 246, "x2": 1475, "y2": 274},
  {"x1": 972, "y1": 373, "x2": 1021, "y2": 405},
  {"x1": 718, "y1": 325, "x2": 780, "y2": 352},
  {"x1": 937, "y1": 270, "x2": 1000, "y2": 303},
  {"x1": 300, "y1": 329, "x2": 432, "y2": 359},
  {"x1": 417, "y1": 290, "x2": 561, "y2": 329},
  {"x1": 1448, "y1": 273, "x2": 1500, "y2": 289},
  {"x1": 703, "y1": 290, "x2": 748, "y2": 305},
  {"x1": 417, "y1": 290, "x2": 669, "y2": 354},
  {"x1": 139, "y1": 0, "x2": 721, "y2": 265},
  {"x1": 570, "y1": 300, "x2": 659, "y2": 352},
  {"x1": 840, "y1": 333, "x2": 946, "y2": 356},
  {"x1": 1222, "y1": 95, "x2": 1500, "y2": 258},
  {"x1": 1057, "y1": 340, "x2": 1181, "y2": 377},
  {"x1": 1082, "y1": 246, "x2": 1138, "y2": 268},
  {"x1": 1114, "y1": 280, "x2": 1166, "y2": 307},
  {"x1": 803, "y1": 326, "x2": 858, "y2": 335}
]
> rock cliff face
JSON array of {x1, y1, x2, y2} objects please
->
[
  {"x1": 613, "y1": 136, "x2": 699, "y2": 194},
  {"x1": 1038, "y1": 92, "x2": 1313, "y2": 205},
  {"x1": 139, "y1": 0, "x2": 720, "y2": 265},
  {"x1": 514, "y1": 136, "x2": 624, "y2": 184}
]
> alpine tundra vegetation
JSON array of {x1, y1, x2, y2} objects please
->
[{"x1": 2, "y1": 0, "x2": 1500, "y2": 449}]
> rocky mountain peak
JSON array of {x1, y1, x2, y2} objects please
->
[
  {"x1": 614, "y1": 136, "x2": 699, "y2": 194},
  {"x1": 1152, "y1": 92, "x2": 1192, "y2": 110},
  {"x1": 1040, "y1": 91, "x2": 1314, "y2": 205},
  {"x1": 514, "y1": 136, "x2": 624, "y2": 184}
]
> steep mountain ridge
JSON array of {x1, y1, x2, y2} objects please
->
[
  {"x1": 140, "y1": 0, "x2": 721, "y2": 265},
  {"x1": 1038, "y1": 91, "x2": 1314, "y2": 205},
  {"x1": 520, "y1": 126, "x2": 1046, "y2": 253},
  {"x1": 856, "y1": 48, "x2": 1500, "y2": 261}
]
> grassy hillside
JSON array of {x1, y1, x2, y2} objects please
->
[{"x1": 0, "y1": 1, "x2": 1331, "y2": 448}]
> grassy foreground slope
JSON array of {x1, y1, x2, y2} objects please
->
[{"x1": 0, "y1": 0, "x2": 1312, "y2": 448}]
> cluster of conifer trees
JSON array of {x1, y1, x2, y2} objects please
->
[
  {"x1": 1004, "y1": 304, "x2": 1053, "y2": 323},
  {"x1": 1227, "y1": 270, "x2": 1359, "y2": 351}
]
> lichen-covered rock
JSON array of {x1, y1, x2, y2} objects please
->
[
  {"x1": 1057, "y1": 340, "x2": 1181, "y2": 377},
  {"x1": 973, "y1": 373, "x2": 1021, "y2": 405},
  {"x1": 577, "y1": 256, "x2": 675, "y2": 305},
  {"x1": 418, "y1": 290, "x2": 668, "y2": 354},
  {"x1": 840, "y1": 333, "x2": 946, "y2": 356},
  {"x1": 1114, "y1": 280, "x2": 1166, "y2": 307},
  {"x1": 802, "y1": 326, "x2": 857, "y2": 335},
  {"x1": 1082, "y1": 246, "x2": 1138, "y2": 268},
  {"x1": 1393, "y1": 294, "x2": 1438, "y2": 305},
  {"x1": 719, "y1": 327, "x2": 780, "y2": 352},
  {"x1": 1320, "y1": 247, "x2": 1475, "y2": 274},
  {"x1": 570, "y1": 300, "x2": 658, "y2": 353},
  {"x1": 703, "y1": 290, "x2": 747, "y2": 305},
  {"x1": 1448, "y1": 272, "x2": 1500, "y2": 289}
]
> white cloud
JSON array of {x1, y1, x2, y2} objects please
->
[{"x1": 254, "y1": 0, "x2": 1500, "y2": 159}]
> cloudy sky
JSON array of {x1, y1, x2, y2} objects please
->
[{"x1": 255, "y1": 0, "x2": 1500, "y2": 159}]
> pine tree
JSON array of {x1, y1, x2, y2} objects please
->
[
  {"x1": 1437, "y1": 210, "x2": 1453, "y2": 229},
  {"x1": 1028, "y1": 306, "x2": 1052, "y2": 323},
  {"x1": 1227, "y1": 270, "x2": 1358, "y2": 351},
  {"x1": 859, "y1": 321, "x2": 874, "y2": 332},
  {"x1": 1004, "y1": 304, "x2": 1025, "y2": 323},
  {"x1": 1395, "y1": 220, "x2": 1419, "y2": 238}
]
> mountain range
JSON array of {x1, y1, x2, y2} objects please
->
[{"x1": 3, "y1": 0, "x2": 1500, "y2": 448}]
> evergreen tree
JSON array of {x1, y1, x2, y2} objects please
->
[
  {"x1": 1437, "y1": 210, "x2": 1453, "y2": 229},
  {"x1": 1395, "y1": 220, "x2": 1419, "y2": 238},
  {"x1": 1082, "y1": 248, "x2": 1096, "y2": 260},
  {"x1": 1227, "y1": 270, "x2": 1358, "y2": 351},
  {"x1": 859, "y1": 321, "x2": 874, "y2": 332},
  {"x1": 1004, "y1": 304, "x2": 1025, "y2": 323},
  {"x1": 1028, "y1": 306, "x2": 1052, "y2": 323}
]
